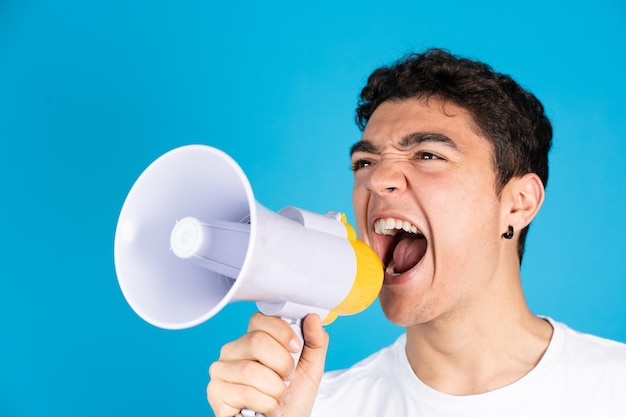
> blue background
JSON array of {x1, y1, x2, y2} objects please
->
[{"x1": 1, "y1": 1, "x2": 624, "y2": 416}]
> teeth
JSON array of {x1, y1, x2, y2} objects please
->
[
  {"x1": 385, "y1": 260, "x2": 400, "y2": 276},
  {"x1": 374, "y1": 218, "x2": 420, "y2": 236}
]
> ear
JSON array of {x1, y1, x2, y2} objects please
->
[{"x1": 500, "y1": 173, "x2": 545, "y2": 231}]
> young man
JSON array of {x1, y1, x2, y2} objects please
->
[{"x1": 207, "y1": 49, "x2": 626, "y2": 417}]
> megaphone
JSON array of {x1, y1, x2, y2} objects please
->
[{"x1": 114, "y1": 144, "x2": 383, "y2": 331}]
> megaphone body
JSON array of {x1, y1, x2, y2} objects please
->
[{"x1": 114, "y1": 144, "x2": 383, "y2": 330}]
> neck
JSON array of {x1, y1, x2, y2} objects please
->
[{"x1": 405, "y1": 272, "x2": 553, "y2": 396}]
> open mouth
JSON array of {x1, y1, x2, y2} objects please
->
[{"x1": 373, "y1": 218, "x2": 427, "y2": 277}]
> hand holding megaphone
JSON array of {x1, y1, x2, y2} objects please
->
[{"x1": 113, "y1": 145, "x2": 383, "y2": 416}]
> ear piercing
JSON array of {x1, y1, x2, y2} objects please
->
[{"x1": 502, "y1": 225, "x2": 514, "y2": 239}]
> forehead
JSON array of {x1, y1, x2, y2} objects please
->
[{"x1": 361, "y1": 97, "x2": 480, "y2": 144}]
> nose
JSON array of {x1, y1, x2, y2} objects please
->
[{"x1": 365, "y1": 160, "x2": 407, "y2": 195}]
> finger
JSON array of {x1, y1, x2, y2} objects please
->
[
  {"x1": 302, "y1": 313, "x2": 328, "y2": 350},
  {"x1": 248, "y1": 313, "x2": 303, "y2": 354},
  {"x1": 207, "y1": 376, "x2": 282, "y2": 417},
  {"x1": 209, "y1": 359, "x2": 288, "y2": 400},
  {"x1": 297, "y1": 314, "x2": 329, "y2": 383},
  {"x1": 219, "y1": 329, "x2": 296, "y2": 380}
]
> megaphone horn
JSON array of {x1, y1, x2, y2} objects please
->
[{"x1": 114, "y1": 144, "x2": 383, "y2": 331}]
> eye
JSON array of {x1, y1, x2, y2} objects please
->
[
  {"x1": 414, "y1": 151, "x2": 443, "y2": 161},
  {"x1": 351, "y1": 159, "x2": 374, "y2": 171}
]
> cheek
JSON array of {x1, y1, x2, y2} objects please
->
[
  {"x1": 351, "y1": 185, "x2": 369, "y2": 239},
  {"x1": 426, "y1": 182, "x2": 500, "y2": 254}
]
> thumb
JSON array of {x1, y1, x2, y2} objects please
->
[
  {"x1": 280, "y1": 314, "x2": 329, "y2": 417},
  {"x1": 296, "y1": 314, "x2": 329, "y2": 384}
]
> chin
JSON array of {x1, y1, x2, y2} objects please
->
[
  {"x1": 378, "y1": 289, "x2": 419, "y2": 327},
  {"x1": 379, "y1": 283, "x2": 442, "y2": 328}
]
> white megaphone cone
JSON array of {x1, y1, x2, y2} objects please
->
[
  {"x1": 114, "y1": 144, "x2": 383, "y2": 330},
  {"x1": 114, "y1": 145, "x2": 383, "y2": 417}
]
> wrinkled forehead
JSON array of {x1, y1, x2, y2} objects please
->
[
  {"x1": 351, "y1": 97, "x2": 490, "y2": 155},
  {"x1": 368, "y1": 96, "x2": 484, "y2": 132}
]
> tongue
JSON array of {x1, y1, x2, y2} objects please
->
[{"x1": 392, "y1": 236, "x2": 427, "y2": 274}]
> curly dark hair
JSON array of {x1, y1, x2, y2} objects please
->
[{"x1": 355, "y1": 48, "x2": 553, "y2": 263}]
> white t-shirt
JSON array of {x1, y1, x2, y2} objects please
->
[{"x1": 312, "y1": 319, "x2": 626, "y2": 416}]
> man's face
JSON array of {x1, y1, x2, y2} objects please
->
[{"x1": 351, "y1": 98, "x2": 506, "y2": 327}]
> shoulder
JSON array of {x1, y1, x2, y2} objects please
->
[
  {"x1": 311, "y1": 334, "x2": 409, "y2": 416},
  {"x1": 553, "y1": 319, "x2": 626, "y2": 362},
  {"x1": 311, "y1": 334, "x2": 413, "y2": 417},
  {"x1": 547, "y1": 318, "x2": 626, "y2": 384},
  {"x1": 319, "y1": 334, "x2": 406, "y2": 389},
  {"x1": 539, "y1": 319, "x2": 626, "y2": 414}
]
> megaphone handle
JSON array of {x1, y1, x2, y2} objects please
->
[
  {"x1": 240, "y1": 409, "x2": 264, "y2": 417},
  {"x1": 241, "y1": 317, "x2": 303, "y2": 417}
]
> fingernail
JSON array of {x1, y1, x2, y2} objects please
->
[{"x1": 289, "y1": 338, "x2": 302, "y2": 353}]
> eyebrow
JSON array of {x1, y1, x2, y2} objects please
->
[{"x1": 350, "y1": 132, "x2": 459, "y2": 156}]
